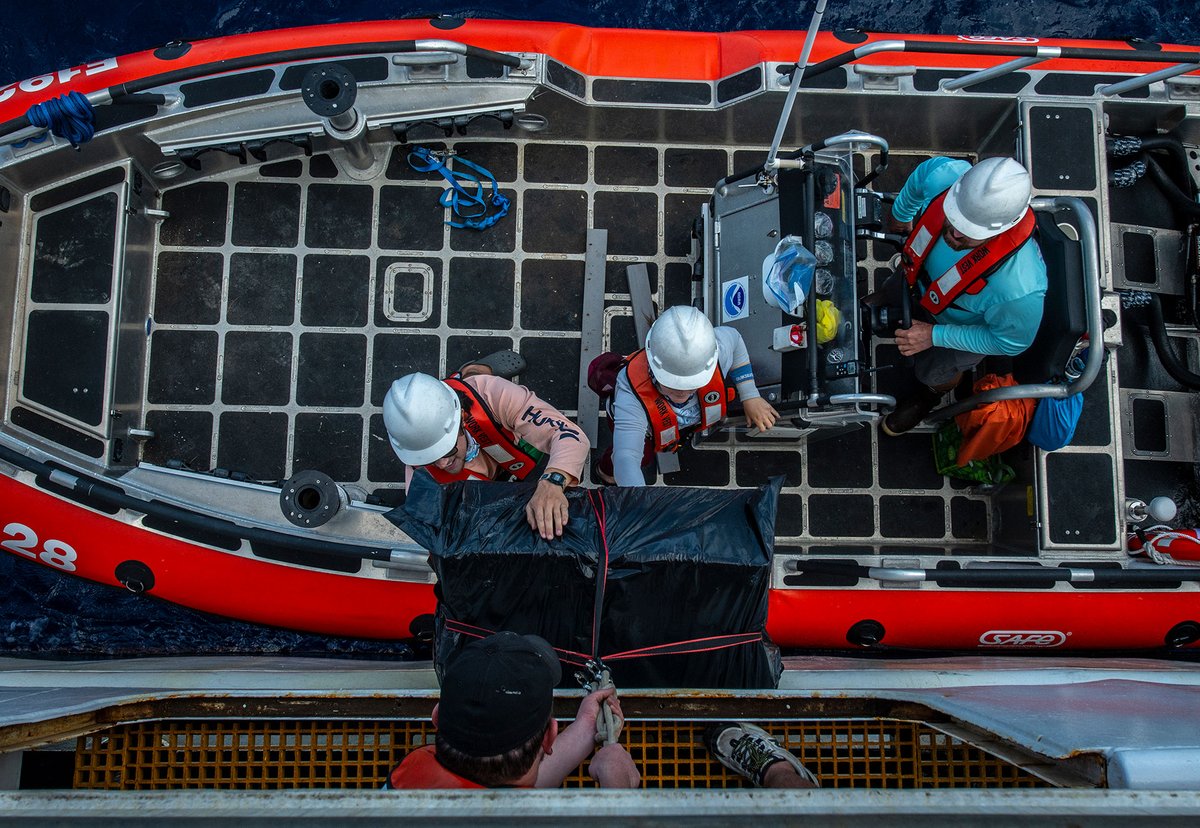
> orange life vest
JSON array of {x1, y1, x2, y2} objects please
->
[
  {"x1": 425, "y1": 377, "x2": 542, "y2": 484},
  {"x1": 625, "y1": 350, "x2": 728, "y2": 452},
  {"x1": 901, "y1": 188, "x2": 1036, "y2": 316},
  {"x1": 386, "y1": 745, "x2": 486, "y2": 789}
]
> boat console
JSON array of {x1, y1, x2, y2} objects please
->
[{"x1": 700, "y1": 133, "x2": 892, "y2": 434}]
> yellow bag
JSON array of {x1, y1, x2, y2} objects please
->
[{"x1": 815, "y1": 300, "x2": 841, "y2": 345}]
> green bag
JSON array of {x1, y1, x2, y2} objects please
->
[{"x1": 933, "y1": 421, "x2": 1016, "y2": 485}]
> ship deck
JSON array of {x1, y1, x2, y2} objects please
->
[{"x1": 129, "y1": 139, "x2": 1042, "y2": 554}]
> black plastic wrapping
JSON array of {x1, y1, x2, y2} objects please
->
[{"x1": 391, "y1": 472, "x2": 783, "y2": 689}]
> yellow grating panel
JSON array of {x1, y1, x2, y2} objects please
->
[{"x1": 74, "y1": 718, "x2": 1050, "y2": 790}]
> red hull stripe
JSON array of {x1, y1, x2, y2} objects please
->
[
  {"x1": 3, "y1": 473, "x2": 1198, "y2": 650},
  {"x1": 0, "y1": 475, "x2": 435, "y2": 640},
  {"x1": 2, "y1": 23, "x2": 1198, "y2": 122}
]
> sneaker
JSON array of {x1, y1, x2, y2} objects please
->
[
  {"x1": 704, "y1": 722, "x2": 819, "y2": 787},
  {"x1": 457, "y1": 349, "x2": 527, "y2": 380}
]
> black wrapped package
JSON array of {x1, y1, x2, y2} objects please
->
[{"x1": 391, "y1": 472, "x2": 782, "y2": 689}]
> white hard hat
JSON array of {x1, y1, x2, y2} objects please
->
[
  {"x1": 383, "y1": 373, "x2": 461, "y2": 466},
  {"x1": 645, "y1": 306, "x2": 719, "y2": 390},
  {"x1": 942, "y1": 157, "x2": 1032, "y2": 240}
]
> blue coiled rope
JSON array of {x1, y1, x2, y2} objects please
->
[
  {"x1": 407, "y1": 146, "x2": 510, "y2": 230},
  {"x1": 16, "y1": 91, "x2": 95, "y2": 148}
]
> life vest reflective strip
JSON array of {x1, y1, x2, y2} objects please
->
[
  {"x1": 625, "y1": 350, "x2": 727, "y2": 452},
  {"x1": 901, "y1": 188, "x2": 1036, "y2": 316},
  {"x1": 425, "y1": 377, "x2": 540, "y2": 484},
  {"x1": 387, "y1": 746, "x2": 486, "y2": 789}
]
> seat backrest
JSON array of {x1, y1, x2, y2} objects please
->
[{"x1": 1011, "y1": 213, "x2": 1087, "y2": 383}]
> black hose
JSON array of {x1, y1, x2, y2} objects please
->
[
  {"x1": 1142, "y1": 154, "x2": 1200, "y2": 220},
  {"x1": 1138, "y1": 136, "x2": 1195, "y2": 189},
  {"x1": 1143, "y1": 292, "x2": 1200, "y2": 390}
]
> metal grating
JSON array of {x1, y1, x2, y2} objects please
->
[{"x1": 74, "y1": 718, "x2": 1050, "y2": 790}]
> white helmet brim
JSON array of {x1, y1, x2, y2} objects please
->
[
  {"x1": 391, "y1": 423, "x2": 459, "y2": 467},
  {"x1": 943, "y1": 186, "x2": 1028, "y2": 240}
]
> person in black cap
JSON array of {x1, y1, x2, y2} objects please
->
[{"x1": 386, "y1": 631, "x2": 640, "y2": 789}]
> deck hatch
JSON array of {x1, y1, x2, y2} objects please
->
[
  {"x1": 22, "y1": 310, "x2": 109, "y2": 425},
  {"x1": 30, "y1": 193, "x2": 117, "y2": 303},
  {"x1": 1028, "y1": 106, "x2": 1098, "y2": 192}
]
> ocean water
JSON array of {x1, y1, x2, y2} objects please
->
[{"x1": 0, "y1": 2, "x2": 1197, "y2": 658}]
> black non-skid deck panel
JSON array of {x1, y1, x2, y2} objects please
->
[
  {"x1": 592, "y1": 78, "x2": 711, "y2": 105},
  {"x1": 29, "y1": 167, "x2": 125, "y2": 213},
  {"x1": 912, "y1": 70, "x2": 1030, "y2": 95},
  {"x1": 144, "y1": 144, "x2": 1001, "y2": 548},
  {"x1": 546, "y1": 61, "x2": 585, "y2": 98},
  {"x1": 278, "y1": 58, "x2": 389, "y2": 90},
  {"x1": 1044, "y1": 452, "x2": 1118, "y2": 545},
  {"x1": 717, "y1": 67, "x2": 762, "y2": 103},
  {"x1": 180, "y1": 70, "x2": 276, "y2": 108},
  {"x1": 31, "y1": 193, "x2": 118, "y2": 304},
  {"x1": 23, "y1": 310, "x2": 109, "y2": 426},
  {"x1": 10, "y1": 406, "x2": 104, "y2": 458},
  {"x1": 1028, "y1": 106, "x2": 1097, "y2": 192}
]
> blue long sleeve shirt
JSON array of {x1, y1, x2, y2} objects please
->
[{"x1": 892, "y1": 157, "x2": 1047, "y2": 356}]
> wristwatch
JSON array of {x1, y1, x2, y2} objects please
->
[{"x1": 540, "y1": 471, "x2": 567, "y2": 488}]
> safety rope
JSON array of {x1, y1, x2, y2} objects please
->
[
  {"x1": 407, "y1": 145, "x2": 510, "y2": 230},
  {"x1": 1130, "y1": 524, "x2": 1200, "y2": 567},
  {"x1": 16, "y1": 91, "x2": 95, "y2": 148}
]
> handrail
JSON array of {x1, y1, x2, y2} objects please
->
[
  {"x1": 929, "y1": 196, "x2": 1104, "y2": 423},
  {"x1": 941, "y1": 56, "x2": 1046, "y2": 90},
  {"x1": 1100, "y1": 62, "x2": 1200, "y2": 96},
  {"x1": 800, "y1": 38, "x2": 1200, "y2": 85},
  {"x1": 0, "y1": 39, "x2": 533, "y2": 141}
]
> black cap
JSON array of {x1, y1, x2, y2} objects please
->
[{"x1": 438, "y1": 632, "x2": 562, "y2": 756}]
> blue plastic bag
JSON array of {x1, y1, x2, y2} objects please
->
[
  {"x1": 1027, "y1": 393, "x2": 1084, "y2": 451},
  {"x1": 761, "y1": 236, "x2": 816, "y2": 316}
]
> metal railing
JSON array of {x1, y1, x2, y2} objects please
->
[{"x1": 795, "y1": 38, "x2": 1200, "y2": 98}]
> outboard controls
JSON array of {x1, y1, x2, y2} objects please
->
[{"x1": 280, "y1": 470, "x2": 348, "y2": 529}]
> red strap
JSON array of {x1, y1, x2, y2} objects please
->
[{"x1": 602, "y1": 632, "x2": 764, "y2": 661}]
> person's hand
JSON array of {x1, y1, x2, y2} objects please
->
[
  {"x1": 886, "y1": 215, "x2": 913, "y2": 236},
  {"x1": 526, "y1": 478, "x2": 569, "y2": 539},
  {"x1": 742, "y1": 397, "x2": 780, "y2": 433},
  {"x1": 588, "y1": 743, "x2": 641, "y2": 788},
  {"x1": 894, "y1": 319, "x2": 935, "y2": 356},
  {"x1": 574, "y1": 687, "x2": 623, "y2": 734}
]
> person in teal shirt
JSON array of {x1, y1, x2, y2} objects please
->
[{"x1": 869, "y1": 156, "x2": 1047, "y2": 435}]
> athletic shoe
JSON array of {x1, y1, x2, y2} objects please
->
[{"x1": 703, "y1": 722, "x2": 820, "y2": 787}]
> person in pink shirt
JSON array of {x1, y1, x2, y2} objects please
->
[{"x1": 384, "y1": 365, "x2": 590, "y2": 540}]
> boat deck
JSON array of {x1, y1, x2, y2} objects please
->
[{"x1": 131, "y1": 139, "x2": 1037, "y2": 553}]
